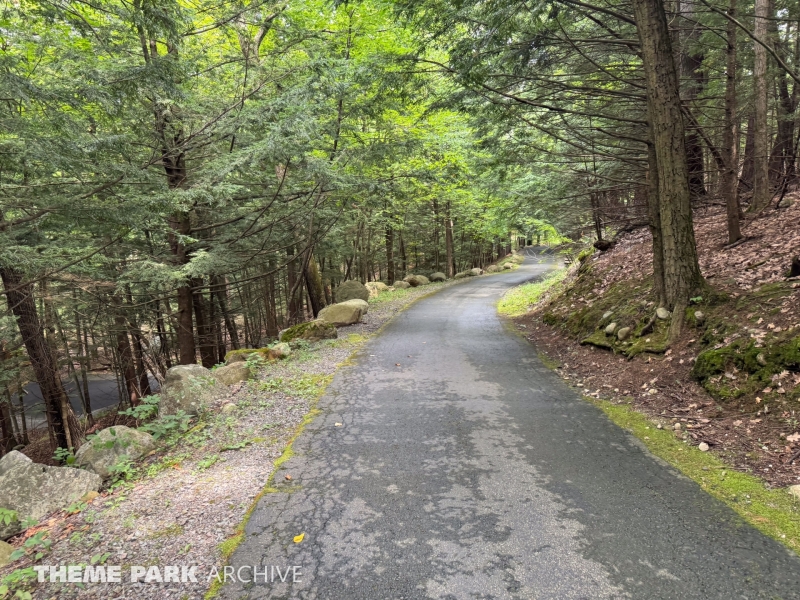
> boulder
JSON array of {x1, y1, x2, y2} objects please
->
[
  {"x1": 160, "y1": 364, "x2": 225, "y2": 417},
  {"x1": 789, "y1": 484, "x2": 800, "y2": 500},
  {"x1": 502, "y1": 263, "x2": 513, "y2": 270},
  {"x1": 214, "y1": 362, "x2": 254, "y2": 385},
  {"x1": 0, "y1": 451, "x2": 101, "y2": 540},
  {"x1": 279, "y1": 320, "x2": 338, "y2": 343},
  {"x1": 454, "y1": 271, "x2": 472, "y2": 279},
  {"x1": 604, "y1": 322, "x2": 617, "y2": 335},
  {"x1": 470, "y1": 268, "x2": 484, "y2": 276},
  {"x1": 694, "y1": 311, "x2": 705, "y2": 325},
  {"x1": 778, "y1": 197, "x2": 794, "y2": 209},
  {"x1": 429, "y1": 272, "x2": 447, "y2": 282},
  {"x1": 365, "y1": 282, "x2": 390, "y2": 297},
  {"x1": 617, "y1": 327, "x2": 632, "y2": 341},
  {"x1": 656, "y1": 307, "x2": 671, "y2": 320},
  {"x1": 392, "y1": 280, "x2": 411, "y2": 289},
  {"x1": 403, "y1": 274, "x2": 429, "y2": 287},
  {"x1": 334, "y1": 280, "x2": 369, "y2": 303},
  {"x1": 270, "y1": 342, "x2": 292, "y2": 359},
  {"x1": 602, "y1": 311, "x2": 613, "y2": 321},
  {"x1": 339, "y1": 298, "x2": 369, "y2": 315},
  {"x1": 318, "y1": 301, "x2": 364, "y2": 326},
  {"x1": 0, "y1": 540, "x2": 12, "y2": 567},
  {"x1": 486, "y1": 265, "x2": 501, "y2": 273},
  {"x1": 74, "y1": 426, "x2": 156, "y2": 479}
]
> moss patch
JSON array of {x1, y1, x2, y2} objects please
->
[
  {"x1": 593, "y1": 397, "x2": 800, "y2": 554},
  {"x1": 497, "y1": 268, "x2": 566, "y2": 317}
]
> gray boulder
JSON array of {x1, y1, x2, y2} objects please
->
[
  {"x1": 0, "y1": 540, "x2": 12, "y2": 567},
  {"x1": 0, "y1": 451, "x2": 101, "y2": 540},
  {"x1": 214, "y1": 362, "x2": 254, "y2": 385},
  {"x1": 779, "y1": 197, "x2": 794, "y2": 209},
  {"x1": 279, "y1": 320, "x2": 338, "y2": 343},
  {"x1": 334, "y1": 280, "x2": 369, "y2": 303},
  {"x1": 74, "y1": 426, "x2": 155, "y2": 479},
  {"x1": 604, "y1": 322, "x2": 617, "y2": 335},
  {"x1": 454, "y1": 271, "x2": 472, "y2": 279},
  {"x1": 429, "y1": 272, "x2": 447, "y2": 282},
  {"x1": 486, "y1": 265, "x2": 501, "y2": 273},
  {"x1": 318, "y1": 301, "x2": 364, "y2": 326},
  {"x1": 470, "y1": 268, "x2": 484, "y2": 276},
  {"x1": 502, "y1": 263, "x2": 513, "y2": 270},
  {"x1": 694, "y1": 311, "x2": 705, "y2": 325},
  {"x1": 270, "y1": 342, "x2": 292, "y2": 359},
  {"x1": 656, "y1": 307, "x2": 671, "y2": 320},
  {"x1": 403, "y1": 274, "x2": 429, "y2": 287},
  {"x1": 340, "y1": 298, "x2": 369, "y2": 315},
  {"x1": 392, "y1": 280, "x2": 411, "y2": 289},
  {"x1": 160, "y1": 364, "x2": 225, "y2": 417},
  {"x1": 365, "y1": 282, "x2": 390, "y2": 297},
  {"x1": 617, "y1": 327, "x2": 632, "y2": 341}
]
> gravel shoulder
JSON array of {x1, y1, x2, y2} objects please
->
[{"x1": 0, "y1": 279, "x2": 467, "y2": 600}]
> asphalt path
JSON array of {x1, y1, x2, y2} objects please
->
[{"x1": 222, "y1": 250, "x2": 800, "y2": 599}]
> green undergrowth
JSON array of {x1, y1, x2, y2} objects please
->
[
  {"x1": 498, "y1": 267, "x2": 566, "y2": 317},
  {"x1": 593, "y1": 397, "x2": 800, "y2": 554}
]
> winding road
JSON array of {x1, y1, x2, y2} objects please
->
[{"x1": 222, "y1": 251, "x2": 800, "y2": 599}]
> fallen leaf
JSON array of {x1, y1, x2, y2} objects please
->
[
  {"x1": 285, "y1": 474, "x2": 293, "y2": 481},
  {"x1": 293, "y1": 533, "x2": 305, "y2": 543},
  {"x1": 787, "y1": 432, "x2": 800, "y2": 443}
]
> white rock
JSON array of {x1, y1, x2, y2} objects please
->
[{"x1": 698, "y1": 442, "x2": 710, "y2": 452}]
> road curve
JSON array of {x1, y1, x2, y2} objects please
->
[{"x1": 222, "y1": 253, "x2": 800, "y2": 600}]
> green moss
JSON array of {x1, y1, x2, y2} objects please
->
[
  {"x1": 223, "y1": 348, "x2": 270, "y2": 363},
  {"x1": 581, "y1": 330, "x2": 615, "y2": 350},
  {"x1": 279, "y1": 320, "x2": 336, "y2": 343},
  {"x1": 498, "y1": 268, "x2": 566, "y2": 317},
  {"x1": 592, "y1": 398, "x2": 800, "y2": 554},
  {"x1": 692, "y1": 333, "x2": 800, "y2": 401}
]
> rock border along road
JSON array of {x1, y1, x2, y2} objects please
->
[{"x1": 221, "y1": 250, "x2": 800, "y2": 600}]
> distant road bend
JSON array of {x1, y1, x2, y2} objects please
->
[{"x1": 222, "y1": 248, "x2": 800, "y2": 600}]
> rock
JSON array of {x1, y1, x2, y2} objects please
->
[
  {"x1": 486, "y1": 265, "x2": 501, "y2": 273},
  {"x1": 502, "y1": 263, "x2": 513, "y2": 270},
  {"x1": 392, "y1": 280, "x2": 411, "y2": 289},
  {"x1": 453, "y1": 271, "x2": 470, "y2": 279},
  {"x1": 778, "y1": 197, "x2": 794, "y2": 208},
  {"x1": 403, "y1": 274, "x2": 430, "y2": 287},
  {"x1": 160, "y1": 364, "x2": 225, "y2": 417},
  {"x1": 270, "y1": 342, "x2": 291, "y2": 359},
  {"x1": 222, "y1": 403, "x2": 237, "y2": 414},
  {"x1": 617, "y1": 327, "x2": 632, "y2": 341},
  {"x1": 318, "y1": 302, "x2": 364, "y2": 326},
  {"x1": 789, "y1": 484, "x2": 800, "y2": 500},
  {"x1": 365, "y1": 282, "x2": 390, "y2": 297},
  {"x1": 470, "y1": 268, "x2": 484, "y2": 276},
  {"x1": 673, "y1": 422, "x2": 682, "y2": 431},
  {"x1": 0, "y1": 540, "x2": 13, "y2": 567},
  {"x1": 74, "y1": 426, "x2": 156, "y2": 479},
  {"x1": 756, "y1": 352, "x2": 768, "y2": 367},
  {"x1": 604, "y1": 322, "x2": 618, "y2": 335},
  {"x1": 279, "y1": 319, "x2": 338, "y2": 343},
  {"x1": 334, "y1": 280, "x2": 369, "y2": 303},
  {"x1": 656, "y1": 307, "x2": 671, "y2": 320},
  {"x1": 602, "y1": 311, "x2": 613, "y2": 321},
  {"x1": 429, "y1": 272, "x2": 447, "y2": 282},
  {"x1": 694, "y1": 311, "x2": 705, "y2": 324},
  {"x1": 339, "y1": 298, "x2": 369, "y2": 315},
  {"x1": 0, "y1": 451, "x2": 101, "y2": 540},
  {"x1": 214, "y1": 362, "x2": 254, "y2": 385},
  {"x1": 698, "y1": 442, "x2": 710, "y2": 452}
]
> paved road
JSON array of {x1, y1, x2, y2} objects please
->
[{"x1": 223, "y1": 252, "x2": 800, "y2": 599}]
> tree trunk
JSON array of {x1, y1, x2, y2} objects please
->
[
  {"x1": 112, "y1": 296, "x2": 141, "y2": 407},
  {"x1": 385, "y1": 224, "x2": 395, "y2": 283},
  {"x1": 445, "y1": 202, "x2": 455, "y2": 278},
  {"x1": 192, "y1": 280, "x2": 217, "y2": 368},
  {"x1": 632, "y1": 0, "x2": 705, "y2": 337},
  {"x1": 1, "y1": 268, "x2": 80, "y2": 449},
  {"x1": 303, "y1": 251, "x2": 326, "y2": 317},
  {"x1": 751, "y1": 0, "x2": 771, "y2": 210},
  {"x1": 723, "y1": 0, "x2": 743, "y2": 243},
  {"x1": 647, "y1": 143, "x2": 667, "y2": 307}
]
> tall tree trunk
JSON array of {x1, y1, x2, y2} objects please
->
[
  {"x1": 286, "y1": 246, "x2": 301, "y2": 325},
  {"x1": 169, "y1": 214, "x2": 196, "y2": 364},
  {"x1": 632, "y1": 0, "x2": 705, "y2": 338},
  {"x1": 647, "y1": 143, "x2": 667, "y2": 307},
  {"x1": 0, "y1": 398, "x2": 17, "y2": 453},
  {"x1": 212, "y1": 276, "x2": 240, "y2": 350},
  {"x1": 1, "y1": 268, "x2": 80, "y2": 449},
  {"x1": 304, "y1": 251, "x2": 326, "y2": 317},
  {"x1": 445, "y1": 202, "x2": 455, "y2": 278},
  {"x1": 752, "y1": 0, "x2": 772, "y2": 210},
  {"x1": 723, "y1": 0, "x2": 743, "y2": 243},
  {"x1": 111, "y1": 296, "x2": 141, "y2": 407},
  {"x1": 385, "y1": 224, "x2": 395, "y2": 283},
  {"x1": 192, "y1": 280, "x2": 217, "y2": 368}
]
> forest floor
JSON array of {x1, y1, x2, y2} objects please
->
[
  {"x1": 511, "y1": 196, "x2": 800, "y2": 492},
  {"x1": 0, "y1": 278, "x2": 471, "y2": 600}
]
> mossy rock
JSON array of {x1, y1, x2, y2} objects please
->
[
  {"x1": 279, "y1": 319, "x2": 337, "y2": 343},
  {"x1": 225, "y1": 348, "x2": 270, "y2": 363},
  {"x1": 692, "y1": 334, "x2": 800, "y2": 401},
  {"x1": 581, "y1": 330, "x2": 615, "y2": 351}
]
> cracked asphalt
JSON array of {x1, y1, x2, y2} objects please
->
[{"x1": 221, "y1": 250, "x2": 800, "y2": 599}]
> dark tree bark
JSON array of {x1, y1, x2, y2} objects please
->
[
  {"x1": 303, "y1": 251, "x2": 326, "y2": 318},
  {"x1": 192, "y1": 280, "x2": 217, "y2": 368},
  {"x1": 1, "y1": 267, "x2": 80, "y2": 449},
  {"x1": 111, "y1": 295, "x2": 142, "y2": 407},
  {"x1": 632, "y1": 0, "x2": 705, "y2": 338},
  {"x1": 723, "y1": 0, "x2": 742, "y2": 244},
  {"x1": 385, "y1": 224, "x2": 395, "y2": 283},
  {"x1": 647, "y1": 143, "x2": 667, "y2": 306},
  {"x1": 445, "y1": 202, "x2": 455, "y2": 278}
]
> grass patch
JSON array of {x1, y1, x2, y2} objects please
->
[
  {"x1": 593, "y1": 397, "x2": 800, "y2": 553},
  {"x1": 498, "y1": 268, "x2": 566, "y2": 317}
]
